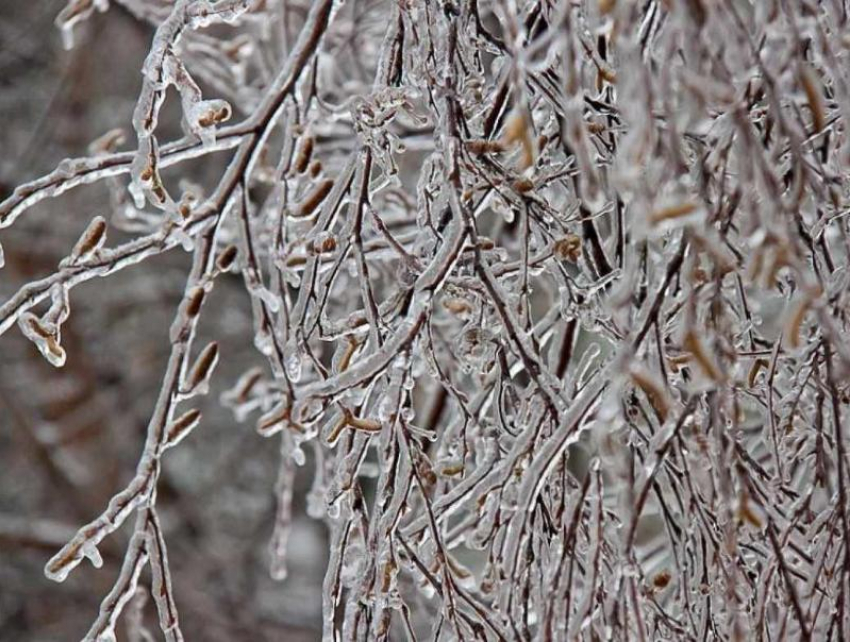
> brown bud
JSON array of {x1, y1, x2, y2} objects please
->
[
  {"x1": 311, "y1": 235, "x2": 337, "y2": 255},
  {"x1": 652, "y1": 571, "x2": 672, "y2": 589},
  {"x1": 649, "y1": 202, "x2": 698, "y2": 225},
  {"x1": 235, "y1": 368, "x2": 263, "y2": 403},
  {"x1": 800, "y1": 63, "x2": 826, "y2": 133},
  {"x1": 683, "y1": 330, "x2": 722, "y2": 382},
  {"x1": 629, "y1": 367, "x2": 670, "y2": 422},
  {"x1": 216, "y1": 245, "x2": 238, "y2": 272},
  {"x1": 258, "y1": 402, "x2": 291, "y2": 437},
  {"x1": 747, "y1": 358, "x2": 768, "y2": 388},
  {"x1": 73, "y1": 217, "x2": 107, "y2": 259},
  {"x1": 186, "y1": 341, "x2": 219, "y2": 391},
  {"x1": 185, "y1": 286, "x2": 205, "y2": 318},
  {"x1": 165, "y1": 409, "x2": 201, "y2": 448},
  {"x1": 294, "y1": 136, "x2": 314, "y2": 174},
  {"x1": 465, "y1": 139, "x2": 506, "y2": 154},
  {"x1": 442, "y1": 298, "x2": 473, "y2": 315},
  {"x1": 295, "y1": 179, "x2": 334, "y2": 218},
  {"x1": 553, "y1": 234, "x2": 582, "y2": 262}
]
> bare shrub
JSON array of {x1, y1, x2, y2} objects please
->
[{"x1": 2, "y1": 0, "x2": 850, "y2": 640}]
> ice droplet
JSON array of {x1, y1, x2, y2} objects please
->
[
  {"x1": 82, "y1": 542, "x2": 103, "y2": 569},
  {"x1": 284, "y1": 342, "x2": 303, "y2": 382}
]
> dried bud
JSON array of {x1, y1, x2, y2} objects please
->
[
  {"x1": 294, "y1": 136, "x2": 314, "y2": 173},
  {"x1": 70, "y1": 216, "x2": 107, "y2": 261},
  {"x1": 185, "y1": 341, "x2": 219, "y2": 392},
  {"x1": 294, "y1": 179, "x2": 334, "y2": 218},
  {"x1": 501, "y1": 110, "x2": 536, "y2": 169},
  {"x1": 629, "y1": 366, "x2": 670, "y2": 422},
  {"x1": 439, "y1": 463, "x2": 465, "y2": 477},
  {"x1": 310, "y1": 234, "x2": 337, "y2": 255},
  {"x1": 652, "y1": 571, "x2": 672, "y2": 589},
  {"x1": 216, "y1": 245, "x2": 238, "y2": 272},
  {"x1": 747, "y1": 358, "x2": 768, "y2": 388},
  {"x1": 88, "y1": 128, "x2": 126, "y2": 155},
  {"x1": 683, "y1": 330, "x2": 722, "y2": 382},
  {"x1": 650, "y1": 202, "x2": 698, "y2": 225},
  {"x1": 442, "y1": 298, "x2": 473, "y2": 315},
  {"x1": 800, "y1": 63, "x2": 826, "y2": 133},
  {"x1": 185, "y1": 286, "x2": 206, "y2": 318},
  {"x1": 258, "y1": 402, "x2": 291, "y2": 437},
  {"x1": 737, "y1": 493, "x2": 763, "y2": 529},
  {"x1": 234, "y1": 367, "x2": 263, "y2": 403},
  {"x1": 465, "y1": 139, "x2": 506, "y2": 154},
  {"x1": 196, "y1": 101, "x2": 232, "y2": 128},
  {"x1": 553, "y1": 234, "x2": 582, "y2": 262},
  {"x1": 164, "y1": 409, "x2": 201, "y2": 449}
]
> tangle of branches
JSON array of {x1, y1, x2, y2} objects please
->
[{"x1": 2, "y1": 0, "x2": 850, "y2": 640}]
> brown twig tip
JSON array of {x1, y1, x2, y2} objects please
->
[
  {"x1": 513, "y1": 177, "x2": 534, "y2": 193},
  {"x1": 88, "y1": 128, "x2": 126, "y2": 155}
]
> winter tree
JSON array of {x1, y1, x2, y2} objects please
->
[{"x1": 1, "y1": 0, "x2": 850, "y2": 640}]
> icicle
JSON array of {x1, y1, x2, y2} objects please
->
[
  {"x1": 269, "y1": 437, "x2": 296, "y2": 580},
  {"x1": 82, "y1": 542, "x2": 104, "y2": 569}
]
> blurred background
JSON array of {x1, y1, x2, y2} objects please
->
[{"x1": 0, "y1": 2, "x2": 327, "y2": 639}]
